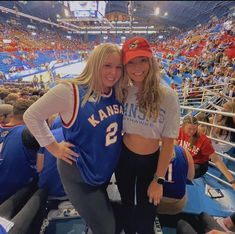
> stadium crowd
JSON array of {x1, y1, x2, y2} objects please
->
[{"x1": 0, "y1": 9, "x2": 234, "y2": 234}]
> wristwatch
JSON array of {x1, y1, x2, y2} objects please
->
[{"x1": 153, "y1": 174, "x2": 165, "y2": 185}]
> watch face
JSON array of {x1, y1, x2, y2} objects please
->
[
  {"x1": 157, "y1": 178, "x2": 165, "y2": 184},
  {"x1": 153, "y1": 175, "x2": 165, "y2": 185}
]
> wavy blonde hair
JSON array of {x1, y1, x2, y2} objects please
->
[
  {"x1": 124, "y1": 57, "x2": 162, "y2": 120},
  {"x1": 64, "y1": 43, "x2": 126, "y2": 105}
]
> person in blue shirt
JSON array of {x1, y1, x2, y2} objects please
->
[
  {"x1": 0, "y1": 99, "x2": 39, "y2": 204},
  {"x1": 157, "y1": 145, "x2": 194, "y2": 215},
  {"x1": 24, "y1": 43, "x2": 126, "y2": 234}
]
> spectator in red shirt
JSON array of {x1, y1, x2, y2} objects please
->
[{"x1": 177, "y1": 116, "x2": 235, "y2": 190}]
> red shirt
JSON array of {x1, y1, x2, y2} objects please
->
[{"x1": 177, "y1": 127, "x2": 215, "y2": 164}]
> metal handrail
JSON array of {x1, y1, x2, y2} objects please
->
[
  {"x1": 180, "y1": 106, "x2": 235, "y2": 118},
  {"x1": 206, "y1": 172, "x2": 232, "y2": 188},
  {"x1": 209, "y1": 161, "x2": 235, "y2": 176},
  {"x1": 215, "y1": 151, "x2": 235, "y2": 162},
  {"x1": 197, "y1": 121, "x2": 235, "y2": 134},
  {"x1": 208, "y1": 136, "x2": 235, "y2": 147}
]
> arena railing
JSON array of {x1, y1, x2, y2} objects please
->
[{"x1": 178, "y1": 82, "x2": 233, "y2": 106}]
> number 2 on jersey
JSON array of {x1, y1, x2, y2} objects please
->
[{"x1": 105, "y1": 122, "x2": 118, "y2": 146}]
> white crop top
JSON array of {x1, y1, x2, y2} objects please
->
[{"x1": 123, "y1": 84, "x2": 180, "y2": 139}]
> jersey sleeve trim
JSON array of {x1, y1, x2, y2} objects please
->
[{"x1": 61, "y1": 83, "x2": 79, "y2": 128}]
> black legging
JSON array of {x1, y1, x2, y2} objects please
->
[
  {"x1": 57, "y1": 159, "x2": 116, "y2": 234},
  {"x1": 0, "y1": 183, "x2": 37, "y2": 220},
  {"x1": 194, "y1": 162, "x2": 209, "y2": 179},
  {"x1": 115, "y1": 143, "x2": 159, "y2": 234},
  {"x1": 8, "y1": 189, "x2": 47, "y2": 234}
]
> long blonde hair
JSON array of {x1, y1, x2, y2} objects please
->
[
  {"x1": 65, "y1": 43, "x2": 126, "y2": 105},
  {"x1": 124, "y1": 57, "x2": 162, "y2": 120}
]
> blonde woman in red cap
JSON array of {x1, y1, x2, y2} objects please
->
[{"x1": 115, "y1": 37, "x2": 180, "y2": 234}]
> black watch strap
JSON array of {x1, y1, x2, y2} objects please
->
[
  {"x1": 229, "y1": 179, "x2": 235, "y2": 184},
  {"x1": 153, "y1": 174, "x2": 165, "y2": 185}
]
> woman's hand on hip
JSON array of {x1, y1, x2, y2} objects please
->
[{"x1": 46, "y1": 141, "x2": 79, "y2": 165}]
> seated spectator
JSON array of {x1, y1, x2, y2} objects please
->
[
  {"x1": 170, "y1": 81, "x2": 176, "y2": 90},
  {"x1": 0, "y1": 99, "x2": 39, "y2": 203},
  {"x1": 177, "y1": 212, "x2": 235, "y2": 234},
  {"x1": 0, "y1": 104, "x2": 13, "y2": 126},
  {"x1": 4, "y1": 93, "x2": 19, "y2": 106},
  {"x1": 196, "y1": 112, "x2": 210, "y2": 135},
  {"x1": 39, "y1": 75, "x2": 45, "y2": 89},
  {"x1": 227, "y1": 84, "x2": 235, "y2": 98},
  {"x1": 29, "y1": 95, "x2": 39, "y2": 102},
  {"x1": 0, "y1": 71, "x2": 6, "y2": 81},
  {"x1": 177, "y1": 116, "x2": 235, "y2": 189},
  {"x1": 32, "y1": 75, "x2": 39, "y2": 89},
  {"x1": 157, "y1": 145, "x2": 194, "y2": 215},
  {"x1": 212, "y1": 101, "x2": 235, "y2": 143},
  {"x1": 0, "y1": 89, "x2": 10, "y2": 104}
]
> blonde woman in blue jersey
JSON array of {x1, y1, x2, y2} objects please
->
[
  {"x1": 115, "y1": 37, "x2": 180, "y2": 234},
  {"x1": 24, "y1": 43, "x2": 126, "y2": 234}
]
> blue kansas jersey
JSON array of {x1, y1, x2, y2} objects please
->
[
  {"x1": 0, "y1": 125, "x2": 37, "y2": 201},
  {"x1": 62, "y1": 85, "x2": 123, "y2": 186}
]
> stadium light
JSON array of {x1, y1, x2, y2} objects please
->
[
  {"x1": 155, "y1": 7, "x2": 160, "y2": 16},
  {"x1": 64, "y1": 8, "x2": 69, "y2": 17}
]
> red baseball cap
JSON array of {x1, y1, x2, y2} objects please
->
[{"x1": 122, "y1": 37, "x2": 153, "y2": 65}]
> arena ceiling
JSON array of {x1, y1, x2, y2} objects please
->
[
  {"x1": 107, "y1": 1, "x2": 235, "y2": 29},
  {"x1": 0, "y1": 1, "x2": 234, "y2": 35}
]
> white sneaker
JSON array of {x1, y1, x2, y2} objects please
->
[{"x1": 154, "y1": 216, "x2": 163, "y2": 234}]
